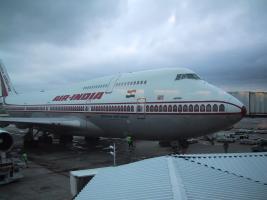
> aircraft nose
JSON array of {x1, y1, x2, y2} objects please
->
[{"x1": 226, "y1": 94, "x2": 246, "y2": 121}]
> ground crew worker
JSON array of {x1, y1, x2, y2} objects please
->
[
  {"x1": 22, "y1": 152, "x2": 28, "y2": 168},
  {"x1": 126, "y1": 136, "x2": 133, "y2": 149}
]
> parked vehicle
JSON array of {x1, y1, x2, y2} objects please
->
[
  {"x1": 239, "y1": 139, "x2": 258, "y2": 145},
  {"x1": 251, "y1": 139, "x2": 267, "y2": 152}
]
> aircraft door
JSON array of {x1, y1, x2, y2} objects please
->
[
  {"x1": 136, "y1": 98, "x2": 146, "y2": 119},
  {"x1": 105, "y1": 75, "x2": 120, "y2": 94}
]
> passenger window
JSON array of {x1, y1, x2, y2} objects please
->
[
  {"x1": 213, "y1": 104, "x2": 218, "y2": 112},
  {"x1": 150, "y1": 105, "x2": 154, "y2": 112},
  {"x1": 183, "y1": 105, "x2": 188, "y2": 112},
  {"x1": 206, "y1": 104, "x2": 211, "y2": 112},
  {"x1": 173, "y1": 105, "x2": 177, "y2": 112},
  {"x1": 168, "y1": 105, "x2": 172, "y2": 112},
  {"x1": 194, "y1": 104, "x2": 199, "y2": 112},
  {"x1": 178, "y1": 105, "x2": 182, "y2": 112},
  {"x1": 146, "y1": 105, "x2": 149, "y2": 112},
  {"x1": 219, "y1": 104, "x2": 225, "y2": 112},
  {"x1": 131, "y1": 106, "x2": 134, "y2": 112},
  {"x1": 163, "y1": 105, "x2": 167, "y2": 112},
  {"x1": 159, "y1": 105, "x2": 162, "y2": 112},
  {"x1": 200, "y1": 104, "x2": 205, "y2": 112},
  {"x1": 189, "y1": 104, "x2": 193, "y2": 112},
  {"x1": 154, "y1": 105, "x2": 158, "y2": 112},
  {"x1": 127, "y1": 105, "x2": 130, "y2": 112}
]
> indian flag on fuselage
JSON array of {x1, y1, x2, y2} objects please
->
[{"x1": 126, "y1": 90, "x2": 136, "y2": 98}]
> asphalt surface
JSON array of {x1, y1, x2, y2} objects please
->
[{"x1": 0, "y1": 117, "x2": 267, "y2": 200}]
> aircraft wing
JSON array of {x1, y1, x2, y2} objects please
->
[
  {"x1": 0, "y1": 117, "x2": 82, "y2": 128},
  {"x1": 0, "y1": 117, "x2": 104, "y2": 133}
]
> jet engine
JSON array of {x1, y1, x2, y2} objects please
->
[{"x1": 0, "y1": 129, "x2": 13, "y2": 152}]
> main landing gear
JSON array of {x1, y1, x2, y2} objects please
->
[
  {"x1": 23, "y1": 129, "x2": 55, "y2": 147},
  {"x1": 176, "y1": 139, "x2": 189, "y2": 154},
  {"x1": 23, "y1": 128, "x2": 37, "y2": 147}
]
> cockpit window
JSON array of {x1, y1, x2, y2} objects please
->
[{"x1": 175, "y1": 73, "x2": 200, "y2": 80}]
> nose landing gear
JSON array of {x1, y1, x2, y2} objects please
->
[
  {"x1": 170, "y1": 139, "x2": 189, "y2": 154},
  {"x1": 159, "y1": 139, "x2": 190, "y2": 154}
]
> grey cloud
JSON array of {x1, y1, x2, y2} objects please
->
[
  {"x1": 0, "y1": 0, "x2": 123, "y2": 47},
  {"x1": 0, "y1": 0, "x2": 267, "y2": 92}
]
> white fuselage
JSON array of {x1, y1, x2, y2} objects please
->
[{"x1": 3, "y1": 68, "x2": 245, "y2": 140}]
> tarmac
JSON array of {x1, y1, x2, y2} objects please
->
[{"x1": 0, "y1": 117, "x2": 266, "y2": 200}]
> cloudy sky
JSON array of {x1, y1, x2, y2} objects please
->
[{"x1": 0, "y1": 0, "x2": 267, "y2": 93}]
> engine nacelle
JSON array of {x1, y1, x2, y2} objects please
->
[{"x1": 0, "y1": 130, "x2": 13, "y2": 152}]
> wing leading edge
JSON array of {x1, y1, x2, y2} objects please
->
[{"x1": 0, "y1": 116, "x2": 104, "y2": 133}]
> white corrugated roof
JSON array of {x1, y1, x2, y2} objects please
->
[
  {"x1": 70, "y1": 166, "x2": 113, "y2": 177},
  {"x1": 75, "y1": 153, "x2": 267, "y2": 200}
]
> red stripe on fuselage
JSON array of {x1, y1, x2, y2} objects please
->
[{"x1": 4, "y1": 100, "x2": 242, "y2": 109}]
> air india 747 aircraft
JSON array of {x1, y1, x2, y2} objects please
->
[{"x1": 0, "y1": 60, "x2": 246, "y2": 150}]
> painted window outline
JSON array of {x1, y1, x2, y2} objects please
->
[
  {"x1": 206, "y1": 104, "x2": 211, "y2": 112},
  {"x1": 219, "y1": 104, "x2": 225, "y2": 112}
]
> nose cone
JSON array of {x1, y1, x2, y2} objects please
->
[
  {"x1": 227, "y1": 94, "x2": 245, "y2": 116},
  {"x1": 221, "y1": 94, "x2": 246, "y2": 130}
]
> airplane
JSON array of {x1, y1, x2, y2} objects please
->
[{"x1": 0, "y1": 60, "x2": 246, "y2": 149}]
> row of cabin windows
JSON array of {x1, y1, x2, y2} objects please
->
[
  {"x1": 145, "y1": 104, "x2": 225, "y2": 112},
  {"x1": 50, "y1": 106, "x2": 85, "y2": 111},
  {"x1": 83, "y1": 84, "x2": 108, "y2": 90},
  {"x1": 10, "y1": 103, "x2": 225, "y2": 113},
  {"x1": 8, "y1": 106, "x2": 25, "y2": 110},
  {"x1": 82, "y1": 80, "x2": 148, "y2": 90},
  {"x1": 115, "y1": 80, "x2": 147, "y2": 87},
  {"x1": 25, "y1": 106, "x2": 46, "y2": 111},
  {"x1": 91, "y1": 105, "x2": 135, "y2": 112}
]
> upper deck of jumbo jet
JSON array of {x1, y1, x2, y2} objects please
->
[
  {"x1": 5, "y1": 68, "x2": 195, "y2": 98},
  {"x1": 4, "y1": 67, "x2": 238, "y2": 106}
]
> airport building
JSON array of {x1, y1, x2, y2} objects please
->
[{"x1": 74, "y1": 152, "x2": 267, "y2": 200}]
